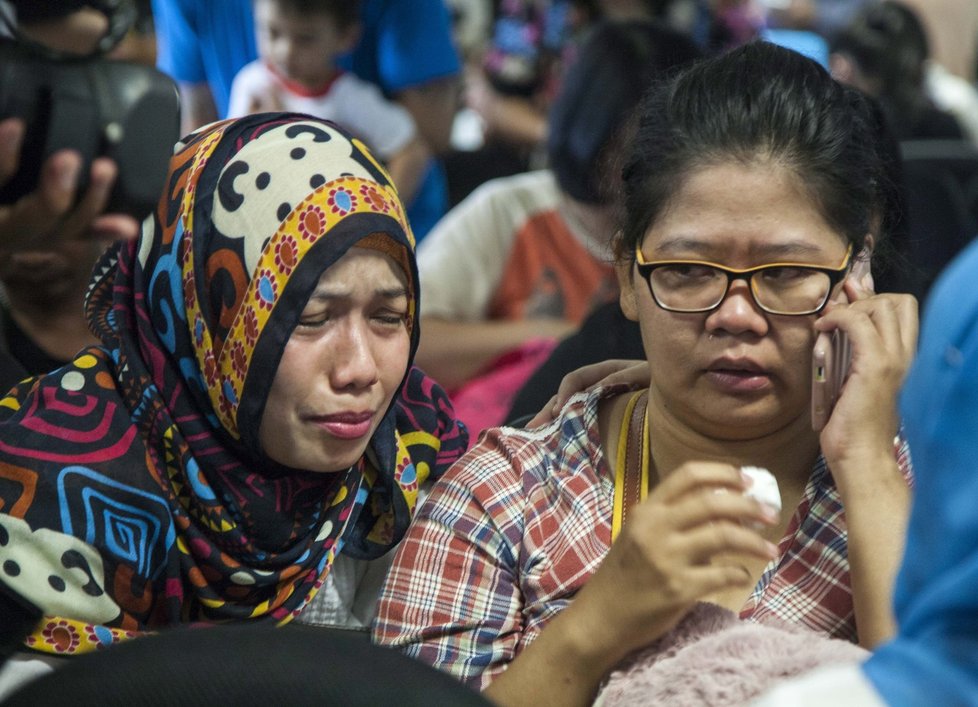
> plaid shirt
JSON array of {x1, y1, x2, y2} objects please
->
[{"x1": 373, "y1": 386, "x2": 913, "y2": 690}]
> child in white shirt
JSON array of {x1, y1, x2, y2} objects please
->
[{"x1": 229, "y1": 0, "x2": 430, "y2": 204}]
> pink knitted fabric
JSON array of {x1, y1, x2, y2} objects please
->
[{"x1": 597, "y1": 603, "x2": 868, "y2": 706}]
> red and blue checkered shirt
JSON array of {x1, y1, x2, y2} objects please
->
[{"x1": 373, "y1": 386, "x2": 913, "y2": 689}]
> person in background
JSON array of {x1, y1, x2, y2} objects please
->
[
  {"x1": 227, "y1": 0, "x2": 430, "y2": 206},
  {"x1": 151, "y1": 0, "x2": 460, "y2": 239},
  {"x1": 455, "y1": 0, "x2": 708, "y2": 202},
  {"x1": 374, "y1": 42, "x2": 918, "y2": 706},
  {"x1": 829, "y1": 0, "x2": 965, "y2": 142},
  {"x1": 0, "y1": 114, "x2": 466, "y2": 698},
  {"x1": 415, "y1": 20, "x2": 702, "y2": 437}
]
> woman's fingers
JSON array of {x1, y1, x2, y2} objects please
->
[
  {"x1": 664, "y1": 487, "x2": 780, "y2": 532},
  {"x1": 677, "y1": 520, "x2": 780, "y2": 565},
  {"x1": 0, "y1": 117, "x2": 24, "y2": 185},
  {"x1": 524, "y1": 395, "x2": 559, "y2": 428},
  {"x1": 554, "y1": 359, "x2": 647, "y2": 405},
  {"x1": 59, "y1": 157, "x2": 116, "y2": 240},
  {"x1": 650, "y1": 461, "x2": 745, "y2": 504}
]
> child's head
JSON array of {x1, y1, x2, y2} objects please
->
[{"x1": 254, "y1": 0, "x2": 361, "y2": 90}]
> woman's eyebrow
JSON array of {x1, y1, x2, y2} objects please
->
[
  {"x1": 306, "y1": 286, "x2": 409, "y2": 302},
  {"x1": 653, "y1": 237, "x2": 826, "y2": 259}
]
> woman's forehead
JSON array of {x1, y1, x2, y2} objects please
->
[
  {"x1": 312, "y1": 246, "x2": 410, "y2": 293},
  {"x1": 642, "y1": 161, "x2": 847, "y2": 259}
]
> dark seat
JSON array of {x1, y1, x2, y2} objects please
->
[
  {"x1": 3, "y1": 622, "x2": 491, "y2": 707},
  {"x1": 895, "y1": 140, "x2": 978, "y2": 303}
]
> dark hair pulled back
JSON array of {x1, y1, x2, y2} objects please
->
[{"x1": 618, "y1": 41, "x2": 888, "y2": 262}]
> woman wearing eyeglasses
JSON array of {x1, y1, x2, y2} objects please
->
[{"x1": 373, "y1": 41, "x2": 918, "y2": 706}]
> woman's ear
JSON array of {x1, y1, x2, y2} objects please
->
[
  {"x1": 616, "y1": 261, "x2": 640, "y2": 322},
  {"x1": 849, "y1": 235, "x2": 875, "y2": 293}
]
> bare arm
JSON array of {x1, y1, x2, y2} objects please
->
[
  {"x1": 416, "y1": 317, "x2": 577, "y2": 391},
  {"x1": 384, "y1": 136, "x2": 430, "y2": 206},
  {"x1": 465, "y1": 69, "x2": 547, "y2": 149},
  {"x1": 177, "y1": 82, "x2": 219, "y2": 135},
  {"x1": 485, "y1": 463, "x2": 780, "y2": 707},
  {"x1": 395, "y1": 76, "x2": 460, "y2": 156},
  {"x1": 816, "y1": 283, "x2": 919, "y2": 648}
]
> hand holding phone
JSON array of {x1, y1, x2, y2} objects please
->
[{"x1": 811, "y1": 328, "x2": 852, "y2": 432}]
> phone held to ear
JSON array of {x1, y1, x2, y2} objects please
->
[{"x1": 811, "y1": 328, "x2": 852, "y2": 432}]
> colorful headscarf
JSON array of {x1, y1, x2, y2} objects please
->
[{"x1": 0, "y1": 114, "x2": 466, "y2": 655}]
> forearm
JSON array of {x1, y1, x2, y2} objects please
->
[
  {"x1": 386, "y1": 138, "x2": 430, "y2": 206},
  {"x1": 835, "y1": 452, "x2": 911, "y2": 648},
  {"x1": 416, "y1": 317, "x2": 576, "y2": 391},
  {"x1": 177, "y1": 82, "x2": 218, "y2": 135},
  {"x1": 483, "y1": 607, "x2": 615, "y2": 707},
  {"x1": 480, "y1": 94, "x2": 548, "y2": 149},
  {"x1": 396, "y1": 77, "x2": 460, "y2": 155}
]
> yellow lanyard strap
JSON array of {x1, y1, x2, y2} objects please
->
[{"x1": 612, "y1": 389, "x2": 649, "y2": 542}]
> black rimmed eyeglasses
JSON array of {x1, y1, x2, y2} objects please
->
[{"x1": 634, "y1": 244, "x2": 854, "y2": 316}]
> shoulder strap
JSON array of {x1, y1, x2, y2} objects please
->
[{"x1": 612, "y1": 389, "x2": 649, "y2": 542}]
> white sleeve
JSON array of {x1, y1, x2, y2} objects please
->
[
  {"x1": 417, "y1": 175, "x2": 537, "y2": 321},
  {"x1": 750, "y1": 663, "x2": 884, "y2": 707},
  {"x1": 227, "y1": 61, "x2": 270, "y2": 119},
  {"x1": 0, "y1": 652, "x2": 59, "y2": 702},
  {"x1": 332, "y1": 77, "x2": 417, "y2": 159}
]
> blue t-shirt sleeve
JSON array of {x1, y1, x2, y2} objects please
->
[
  {"x1": 151, "y1": 0, "x2": 257, "y2": 118},
  {"x1": 151, "y1": 0, "x2": 206, "y2": 83},
  {"x1": 348, "y1": 0, "x2": 461, "y2": 93}
]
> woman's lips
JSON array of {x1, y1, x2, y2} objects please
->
[
  {"x1": 309, "y1": 411, "x2": 374, "y2": 440},
  {"x1": 705, "y1": 358, "x2": 772, "y2": 393}
]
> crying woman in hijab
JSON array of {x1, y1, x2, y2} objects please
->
[{"x1": 0, "y1": 114, "x2": 467, "y2": 685}]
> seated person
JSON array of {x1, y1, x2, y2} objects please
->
[
  {"x1": 415, "y1": 20, "x2": 702, "y2": 436},
  {"x1": 0, "y1": 114, "x2": 466, "y2": 698},
  {"x1": 373, "y1": 42, "x2": 919, "y2": 705},
  {"x1": 227, "y1": 0, "x2": 430, "y2": 206}
]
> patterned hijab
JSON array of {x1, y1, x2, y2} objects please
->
[{"x1": 0, "y1": 114, "x2": 466, "y2": 655}]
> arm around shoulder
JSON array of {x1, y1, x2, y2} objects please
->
[{"x1": 373, "y1": 435, "x2": 529, "y2": 689}]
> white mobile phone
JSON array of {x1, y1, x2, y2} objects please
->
[{"x1": 811, "y1": 328, "x2": 852, "y2": 432}]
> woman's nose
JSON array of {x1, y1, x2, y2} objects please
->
[
  {"x1": 330, "y1": 321, "x2": 379, "y2": 390},
  {"x1": 704, "y1": 279, "x2": 770, "y2": 337}
]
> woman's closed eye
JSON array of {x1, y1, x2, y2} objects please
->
[
  {"x1": 296, "y1": 305, "x2": 408, "y2": 331},
  {"x1": 297, "y1": 312, "x2": 331, "y2": 329},
  {"x1": 372, "y1": 308, "x2": 409, "y2": 327}
]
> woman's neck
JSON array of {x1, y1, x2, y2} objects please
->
[{"x1": 645, "y1": 389, "x2": 821, "y2": 491}]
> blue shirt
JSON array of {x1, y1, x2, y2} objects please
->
[{"x1": 863, "y1": 237, "x2": 978, "y2": 705}]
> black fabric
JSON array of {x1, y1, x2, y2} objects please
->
[
  {"x1": 506, "y1": 301, "x2": 645, "y2": 424},
  {"x1": 0, "y1": 581, "x2": 40, "y2": 668},
  {"x1": 891, "y1": 140, "x2": 978, "y2": 304},
  {"x1": 4, "y1": 622, "x2": 492, "y2": 706},
  {"x1": 0, "y1": 348, "x2": 28, "y2": 397},
  {"x1": 0, "y1": 306, "x2": 67, "y2": 379}
]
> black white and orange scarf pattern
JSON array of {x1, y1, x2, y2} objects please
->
[{"x1": 0, "y1": 114, "x2": 466, "y2": 655}]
